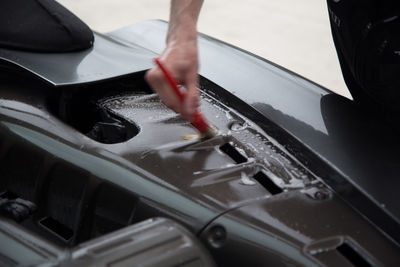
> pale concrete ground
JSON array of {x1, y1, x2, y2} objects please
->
[{"x1": 57, "y1": 0, "x2": 351, "y2": 98}]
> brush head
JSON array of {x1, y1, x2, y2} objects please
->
[
  {"x1": 182, "y1": 127, "x2": 216, "y2": 141},
  {"x1": 200, "y1": 127, "x2": 216, "y2": 139}
]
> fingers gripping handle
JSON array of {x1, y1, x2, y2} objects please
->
[
  {"x1": 153, "y1": 58, "x2": 211, "y2": 134},
  {"x1": 154, "y1": 58, "x2": 185, "y2": 101}
]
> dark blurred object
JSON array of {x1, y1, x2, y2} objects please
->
[
  {"x1": 328, "y1": 0, "x2": 400, "y2": 125},
  {"x1": 0, "y1": 192, "x2": 37, "y2": 222},
  {"x1": 0, "y1": 0, "x2": 93, "y2": 52}
]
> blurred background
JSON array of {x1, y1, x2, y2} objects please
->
[{"x1": 57, "y1": 0, "x2": 350, "y2": 98}]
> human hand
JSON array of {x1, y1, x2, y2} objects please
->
[{"x1": 145, "y1": 40, "x2": 200, "y2": 121}]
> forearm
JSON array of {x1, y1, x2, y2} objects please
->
[
  {"x1": 167, "y1": 0, "x2": 204, "y2": 45},
  {"x1": 145, "y1": 0, "x2": 203, "y2": 121}
]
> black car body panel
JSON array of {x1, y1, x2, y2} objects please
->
[
  {"x1": 110, "y1": 20, "x2": 400, "y2": 241},
  {"x1": 0, "y1": 33, "x2": 154, "y2": 86},
  {"x1": 0, "y1": 20, "x2": 399, "y2": 266}
]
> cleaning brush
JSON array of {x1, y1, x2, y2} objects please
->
[{"x1": 153, "y1": 58, "x2": 215, "y2": 139}]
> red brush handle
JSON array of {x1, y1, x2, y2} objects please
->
[
  {"x1": 153, "y1": 58, "x2": 210, "y2": 133},
  {"x1": 154, "y1": 58, "x2": 185, "y2": 101}
]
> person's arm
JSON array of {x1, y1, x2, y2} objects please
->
[{"x1": 145, "y1": 0, "x2": 204, "y2": 121}]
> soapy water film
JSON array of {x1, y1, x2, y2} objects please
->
[{"x1": 101, "y1": 91, "x2": 319, "y2": 190}]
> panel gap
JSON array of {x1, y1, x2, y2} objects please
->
[
  {"x1": 219, "y1": 143, "x2": 247, "y2": 164},
  {"x1": 337, "y1": 243, "x2": 372, "y2": 267},
  {"x1": 253, "y1": 171, "x2": 283, "y2": 195}
]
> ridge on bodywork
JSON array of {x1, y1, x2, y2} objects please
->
[{"x1": 0, "y1": 32, "x2": 155, "y2": 86}]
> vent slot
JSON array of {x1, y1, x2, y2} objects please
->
[
  {"x1": 253, "y1": 171, "x2": 283, "y2": 195},
  {"x1": 219, "y1": 143, "x2": 247, "y2": 164},
  {"x1": 39, "y1": 216, "x2": 74, "y2": 241},
  {"x1": 337, "y1": 243, "x2": 372, "y2": 267}
]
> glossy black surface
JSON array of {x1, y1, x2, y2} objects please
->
[
  {"x1": 0, "y1": 33, "x2": 154, "y2": 85},
  {"x1": 1, "y1": 68, "x2": 398, "y2": 266},
  {"x1": 110, "y1": 20, "x2": 400, "y2": 241}
]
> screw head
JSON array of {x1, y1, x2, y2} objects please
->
[
  {"x1": 207, "y1": 225, "x2": 227, "y2": 249},
  {"x1": 314, "y1": 190, "x2": 329, "y2": 200}
]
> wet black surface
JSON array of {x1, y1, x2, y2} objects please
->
[
  {"x1": 0, "y1": 69, "x2": 398, "y2": 266},
  {"x1": 109, "y1": 21, "x2": 400, "y2": 243},
  {"x1": 0, "y1": 21, "x2": 399, "y2": 266}
]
